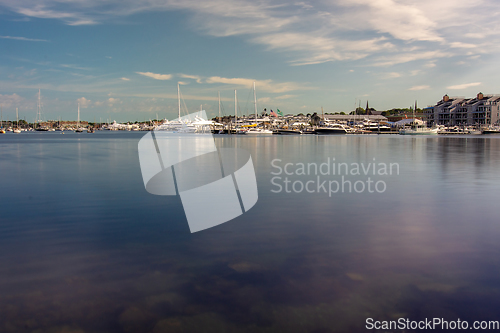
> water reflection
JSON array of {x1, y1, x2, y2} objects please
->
[{"x1": 1, "y1": 133, "x2": 500, "y2": 332}]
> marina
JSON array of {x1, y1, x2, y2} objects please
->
[{"x1": 2, "y1": 87, "x2": 498, "y2": 136}]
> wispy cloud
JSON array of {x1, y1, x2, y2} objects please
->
[
  {"x1": 136, "y1": 72, "x2": 172, "y2": 80},
  {"x1": 4, "y1": 0, "x2": 499, "y2": 67},
  {"x1": 381, "y1": 72, "x2": 401, "y2": 79},
  {"x1": 60, "y1": 64, "x2": 92, "y2": 71},
  {"x1": 373, "y1": 50, "x2": 452, "y2": 67},
  {"x1": 276, "y1": 94, "x2": 296, "y2": 100},
  {"x1": 447, "y1": 82, "x2": 481, "y2": 90},
  {"x1": 178, "y1": 73, "x2": 203, "y2": 84},
  {"x1": 0, "y1": 35, "x2": 48, "y2": 42},
  {"x1": 121, "y1": 77, "x2": 130, "y2": 81},
  {"x1": 409, "y1": 85, "x2": 430, "y2": 91},
  {"x1": 206, "y1": 76, "x2": 308, "y2": 93}
]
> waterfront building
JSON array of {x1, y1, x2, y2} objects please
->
[{"x1": 426, "y1": 93, "x2": 500, "y2": 126}]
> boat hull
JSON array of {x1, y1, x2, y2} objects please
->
[
  {"x1": 315, "y1": 128, "x2": 347, "y2": 135},
  {"x1": 399, "y1": 129, "x2": 438, "y2": 135},
  {"x1": 273, "y1": 129, "x2": 302, "y2": 135}
]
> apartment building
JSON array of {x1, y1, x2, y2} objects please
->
[{"x1": 426, "y1": 93, "x2": 500, "y2": 126}]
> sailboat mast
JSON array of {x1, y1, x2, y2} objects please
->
[
  {"x1": 37, "y1": 89, "x2": 41, "y2": 128},
  {"x1": 234, "y1": 90, "x2": 237, "y2": 119},
  {"x1": 77, "y1": 103, "x2": 80, "y2": 128},
  {"x1": 218, "y1": 91, "x2": 221, "y2": 121},
  {"x1": 413, "y1": 101, "x2": 416, "y2": 123},
  {"x1": 177, "y1": 82, "x2": 181, "y2": 120},
  {"x1": 253, "y1": 81, "x2": 257, "y2": 124},
  {"x1": 16, "y1": 107, "x2": 18, "y2": 128}
]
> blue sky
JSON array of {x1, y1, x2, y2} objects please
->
[{"x1": 1, "y1": 0, "x2": 500, "y2": 122}]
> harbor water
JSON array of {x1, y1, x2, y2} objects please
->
[{"x1": 1, "y1": 132, "x2": 500, "y2": 332}]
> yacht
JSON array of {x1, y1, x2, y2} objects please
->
[
  {"x1": 246, "y1": 127, "x2": 273, "y2": 135},
  {"x1": 315, "y1": 124, "x2": 349, "y2": 135},
  {"x1": 399, "y1": 123, "x2": 438, "y2": 135},
  {"x1": 361, "y1": 120, "x2": 392, "y2": 132},
  {"x1": 482, "y1": 126, "x2": 500, "y2": 134}
]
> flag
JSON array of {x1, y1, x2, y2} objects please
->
[
  {"x1": 270, "y1": 110, "x2": 278, "y2": 117},
  {"x1": 277, "y1": 109, "x2": 283, "y2": 116}
]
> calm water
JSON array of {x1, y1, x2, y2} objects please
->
[{"x1": 1, "y1": 131, "x2": 500, "y2": 332}]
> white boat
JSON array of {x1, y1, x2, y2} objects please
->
[
  {"x1": 361, "y1": 119, "x2": 392, "y2": 132},
  {"x1": 399, "y1": 125, "x2": 438, "y2": 135},
  {"x1": 155, "y1": 83, "x2": 214, "y2": 133},
  {"x1": 246, "y1": 128, "x2": 273, "y2": 134},
  {"x1": 315, "y1": 123, "x2": 349, "y2": 135},
  {"x1": 399, "y1": 101, "x2": 438, "y2": 135}
]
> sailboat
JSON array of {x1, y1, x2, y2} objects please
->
[
  {"x1": 34, "y1": 89, "x2": 49, "y2": 131},
  {"x1": 399, "y1": 101, "x2": 438, "y2": 135},
  {"x1": 155, "y1": 83, "x2": 190, "y2": 132},
  {"x1": 155, "y1": 83, "x2": 214, "y2": 133},
  {"x1": 75, "y1": 103, "x2": 85, "y2": 132},
  {"x1": 246, "y1": 82, "x2": 273, "y2": 135},
  {"x1": 0, "y1": 106, "x2": 5, "y2": 134},
  {"x1": 13, "y1": 108, "x2": 21, "y2": 133}
]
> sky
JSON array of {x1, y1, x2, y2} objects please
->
[{"x1": 1, "y1": 0, "x2": 500, "y2": 122}]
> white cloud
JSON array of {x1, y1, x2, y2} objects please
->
[
  {"x1": 276, "y1": 94, "x2": 296, "y2": 100},
  {"x1": 447, "y1": 82, "x2": 481, "y2": 90},
  {"x1": 0, "y1": 93, "x2": 25, "y2": 108},
  {"x1": 449, "y1": 42, "x2": 477, "y2": 49},
  {"x1": 373, "y1": 50, "x2": 452, "y2": 67},
  {"x1": 0, "y1": 35, "x2": 48, "y2": 42},
  {"x1": 382, "y1": 72, "x2": 401, "y2": 79},
  {"x1": 258, "y1": 97, "x2": 271, "y2": 103},
  {"x1": 335, "y1": 0, "x2": 443, "y2": 42},
  {"x1": 4, "y1": 0, "x2": 500, "y2": 68},
  {"x1": 178, "y1": 73, "x2": 203, "y2": 83},
  {"x1": 253, "y1": 33, "x2": 393, "y2": 65},
  {"x1": 77, "y1": 97, "x2": 91, "y2": 108},
  {"x1": 108, "y1": 97, "x2": 121, "y2": 106},
  {"x1": 136, "y1": 71, "x2": 172, "y2": 80},
  {"x1": 408, "y1": 85, "x2": 430, "y2": 91},
  {"x1": 121, "y1": 77, "x2": 130, "y2": 81},
  {"x1": 206, "y1": 76, "x2": 308, "y2": 93},
  {"x1": 61, "y1": 64, "x2": 92, "y2": 71}
]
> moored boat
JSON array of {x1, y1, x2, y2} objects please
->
[{"x1": 315, "y1": 124, "x2": 348, "y2": 135}]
